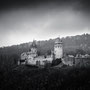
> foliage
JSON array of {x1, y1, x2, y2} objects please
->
[
  {"x1": 0, "y1": 33, "x2": 90, "y2": 89},
  {"x1": 0, "y1": 65, "x2": 90, "y2": 90},
  {"x1": 0, "y1": 34, "x2": 90, "y2": 57},
  {"x1": 51, "y1": 59, "x2": 62, "y2": 66}
]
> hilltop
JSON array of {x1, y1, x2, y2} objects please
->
[
  {"x1": 0, "y1": 33, "x2": 90, "y2": 90},
  {"x1": 0, "y1": 33, "x2": 90, "y2": 56}
]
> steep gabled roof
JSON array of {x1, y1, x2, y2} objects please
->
[{"x1": 30, "y1": 40, "x2": 37, "y2": 48}]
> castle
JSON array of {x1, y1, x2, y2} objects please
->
[
  {"x1": 19, "y1": 37, "x2": 63, "y2": 66},
  {"x1": 18, "y1": 37, "x2": 90, "y2": 67}
]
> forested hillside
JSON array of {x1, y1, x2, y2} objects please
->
[
  {"x1": 0, "y1": 33, "x2": 90, "y2": 90},
  {"x1": 0, "y1": 33, "x2": 90, "y2": 56},
  {"x1": 0, "y1": 33, "x2": 89, "y2": 68}
]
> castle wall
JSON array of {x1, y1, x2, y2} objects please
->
[
  {"x1": 62, "y1": 57, "x2": 75, "y2": 66},
  {"x1": 75, "y1": 58, "x2": 90, "y2": 67},
  {"x1": 62, "y1": 56, "x2": 90, "y2": 67}
]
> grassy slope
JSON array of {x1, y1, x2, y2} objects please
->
[{"x1": 0, "y1": 65, "x2": 90, "y2": 90}]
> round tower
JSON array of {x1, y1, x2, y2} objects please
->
[{"x1": 54, "y1": 37, "x2": 63, "y2": 59}]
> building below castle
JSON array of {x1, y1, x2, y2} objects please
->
[{"x1": 18, "y1": 37, "x2": 63, "y2": 66}]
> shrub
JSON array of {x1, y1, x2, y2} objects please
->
[{"x1": 51, "y1": 58, "x2": 62, "y2": 66}]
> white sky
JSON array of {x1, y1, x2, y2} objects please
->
[{"x1": 0, "y1": 4, "x2": 89, "y2": 47}]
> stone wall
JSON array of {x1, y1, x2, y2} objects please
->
[
  {"x1": 63, "y1": 57, "x2": 90, "y2": 67},
  {"x1": 75, "y1": 58, "x2": 90, "y2": 67}
]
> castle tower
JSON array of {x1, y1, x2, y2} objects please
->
[
  {"x1": 54, "y1": 37, "x2": 63, "y2": 59},
  {"x1": 30, "y1": 40, "x2": 37, "y2": 57}
]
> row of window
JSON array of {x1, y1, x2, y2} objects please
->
[{"x1": 54, "y1": 46, "x2": 62, "y2": 48}]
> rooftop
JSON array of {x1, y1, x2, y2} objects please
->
[
  {"x1": 55, "y1": 37, "x2": 62, "y2": 44},
  {"x1": 30, "y1": 40, "x2": 37, "y2": 48}
]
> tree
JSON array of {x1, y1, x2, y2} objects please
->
[{"x1": 76, "y1": 49, "x2": 85, "y2": 55}]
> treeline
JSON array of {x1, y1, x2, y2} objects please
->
[
  {"x1": 0, "y1": 33, "x2": 90, "y2": 68},
  {"x1": 0, "y1": 33, "x2": 90, "y2": 56},
  {"x1": 0, "y1": 65, "x2": 90, "y2": 90},
  {"x1": 0, "y1": 33, "x2": 90, "y2": 90}
]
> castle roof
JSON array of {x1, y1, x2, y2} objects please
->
[
  {"x1": 30, "y1": 40, "x2": 37, "y2": 48},
  {"x1": 55, "y1": 37, "x2": 62, "y2": 44}
]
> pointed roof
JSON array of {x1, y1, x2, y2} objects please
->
[
  {"x1": 55, "y1": 37, "x2": 62, "y2": 44},
  {"x1": 30, "y1": 40, "x2": 37, "y2": 48}
]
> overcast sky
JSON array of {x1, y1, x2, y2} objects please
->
[{"x1": 0, "y1": 0, "x2": 90, "y2": 47}]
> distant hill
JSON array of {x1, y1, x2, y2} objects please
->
[
  {"x1": 0, "y1": 34, "x2": 90, "y2": 90},
  {"x1": 0, "y1": 33, "x2": 90, "y2": 70},
  {"x1": 0, "y1": 33, "x2": 90, "y2": 56}
]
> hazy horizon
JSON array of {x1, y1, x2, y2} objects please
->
[
  {"x1": 0, "y1": 33, "x2": 89, "y2": 48},
  {"x1": 0, "y1": 0, "x2": 90, "y2": 47}
]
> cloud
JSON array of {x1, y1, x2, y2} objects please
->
[{"x1": 0, "y1": 0, "x2": 90, "y2": 47}]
